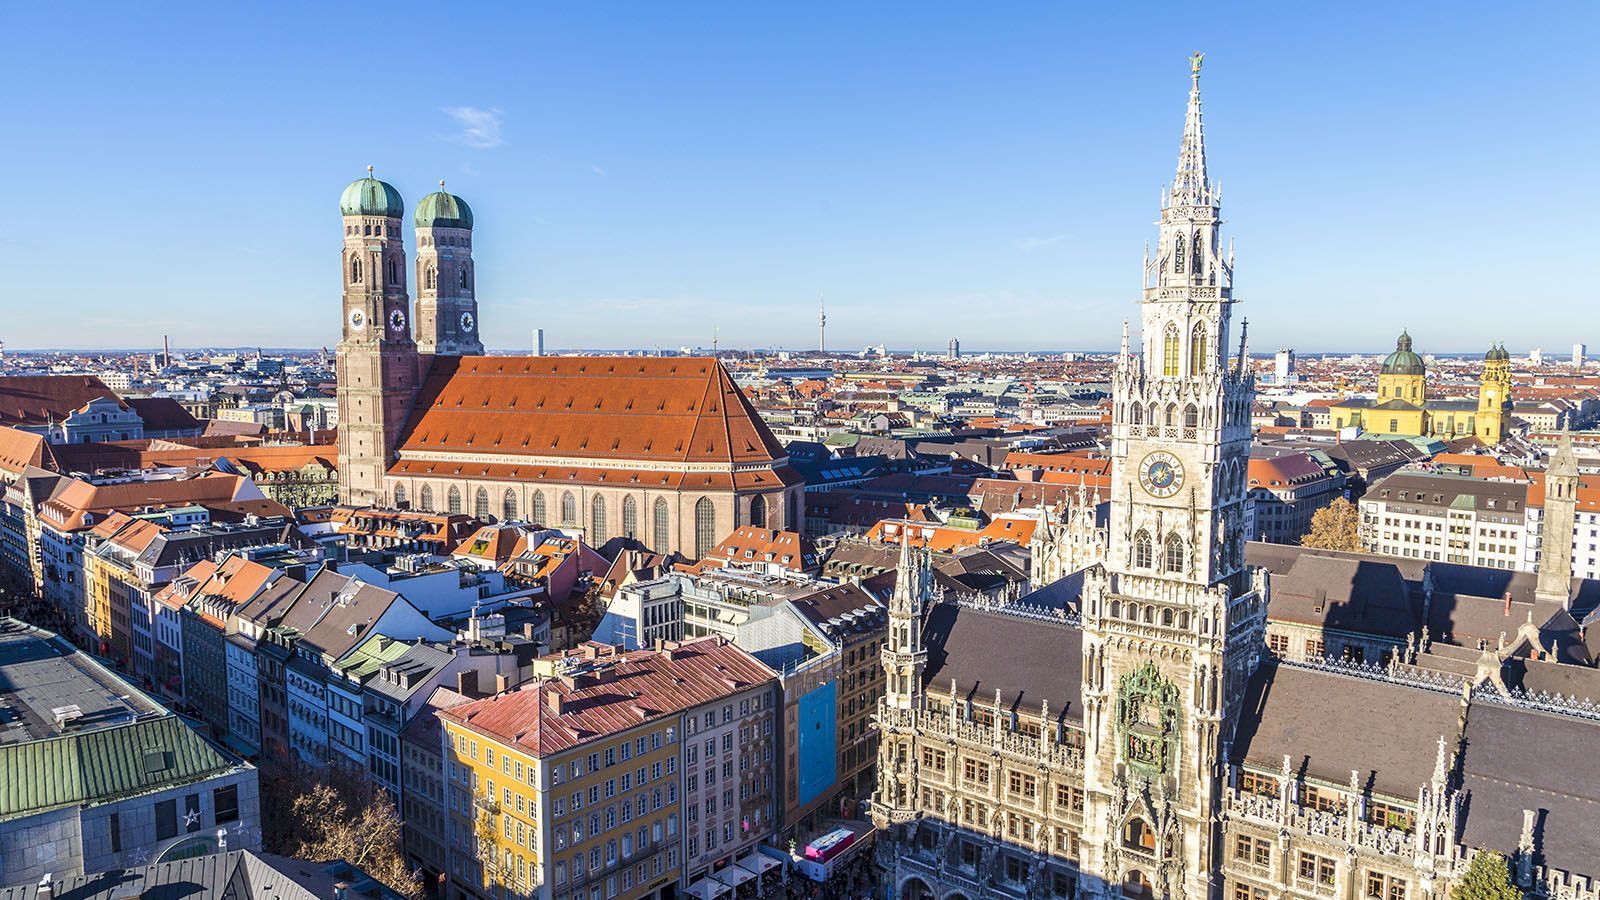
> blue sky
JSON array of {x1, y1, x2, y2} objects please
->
[{"x1": 2, "y1": 3, "x2": 1595, "y2": 353}]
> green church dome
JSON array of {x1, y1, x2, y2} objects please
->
[
  {"x1": 1380, "y1": 331, "x2": 1427, "y2": 376},
  {"x1": 340, "y1": 168, "x2": 405, "y2": 218},
  {"x1": 414, "y1": 183, "x2": 474, "y2": 229},
  {"x1": 1485, "y1": 343, "x2": 1510, "y2": 362}
]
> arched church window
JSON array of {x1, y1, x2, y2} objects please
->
[
  {"x1": 419, "y1": 484, "x2": 433, "y2": 511},
  {"x1": 622, "y1": 496, "x2": 639, "y2": 539},
  {"x1": 531, "y1": 491, "x2": 547, "y2": 524},
  {"x1": 350, "y1": 255, "x2": 362, "y2": 284},
  {"x1": 447, "y1": 486, "x2": 463, "y2": 515},
  {"x1": 1162, "y1": 609, "x2": 1174, "y2": 627},
  {"x1": 1129, "y1": 404, "x2": 1143, "y2": 425},
  {"x1": 1142, "y1": 606, "x2": 1154, "y2": 624},
  {"x1": 1173, "y1": 234, "x2": 1185, "y2": 274},
  {"x1": 1165, "y1": 403, "x2": 1178, "y2": 427},
  {"x1": 591, "y1": 495, "x2": 608, "y2": 545},
  {"x1": 1162, "y1": 323, "x2": 1180, "y2": 377},
  {"x1": 1165, "y1": 534, "x2": 1185, "y2": 573},
  {"x1": 653, "y1": 497, "x2": 670, "y2": 551},
  {"x1": 1184, "y1": 404, "x2": 1198, "y2": 429},
  {"x1": 425, "y1": 266, "x2": 436, "y2": 291},
  {"x1": 503, "y1": 488, "x2": 518, "y2": 522},
  {"x1": 1134, "y1": 530, "x2": 1153, "y2": 568},
  {"x1": 474, "y1": 488, "x2": 490, "y2": 521},
  {"x1": 1110, "y1": 600, "x2": 1121, "y2": 619},
  {"x1": 460, "y1": 265, "x2": 471, "y2": 290},
  {"x1": 694, "y1": 497, "x2": 716, "y2": 558},
  {"x1": 1189, "y1": 324, "x2": 1208, "y2": 375},
  {"x1": 749, "y1": 494, "x2": 767, "y2": 530},
  {"x1": 1191, "y1": 229, "x2": 1203, "y2": 276},
  {"x1": 560, "y1": 492, "x2": 576, "y2": 525},
  {"x1": 393, "y1": 484, "x2": 407, "y2": 509}
]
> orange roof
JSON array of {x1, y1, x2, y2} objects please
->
[
  {"x1": 703, "y1": 525, "x2": 817, "y2": 571},
  {"x1": 453, "y1": 523, "x2": 536, "y2": 566},
  {"x1": 0, "y1": 425, "x2": 54, "y2": 476},
  {"x1": 155, "y1": 554, "x2": 280, "y2": 618},
  {"x1": 1247, "y1": 454, "x2": 1329, "y2": 488},
  {"x1": 0, "y1": 375, "x2": 121, "y2": 428},
  {"x1": 866, "y1": 514, "x2": 1040, "y2": 550},
  {"x1": 329, "y1": 506, "x2": 474, "y2": 549},
  {"x1": 1003, "y1": 451, "x2": 1111, "y2": 476},
  {"x1": 398, "y1": 356, "x2": 789, "y2": 471},
  {"x1": 440, "y1": 637, "x2": 775, "y2": 756},
  {"x1": 40, "y1": 473, "x2": 256, "y2": 531}
]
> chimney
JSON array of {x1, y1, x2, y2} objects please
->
[
  {"x1": 36, "y1": 876, "x2": 52, "y2": 900},
  {"x1": 457, "y1": 670, "x2": 480, "y2": 696},
  {"x1": 496, "y1": 673, "x2": 512, "y2": 693},
  {"x1": 545, "y1": 688, "x2": 565, "y2": 714}
]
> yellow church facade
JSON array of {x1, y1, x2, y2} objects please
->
[{"x1": 1330, "y1": 332, "x2": 1513, "y2": 443}]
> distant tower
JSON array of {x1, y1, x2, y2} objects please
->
[
  {"x1": 1476, "y1": 343, "x2": 1513, "y2": 444},
  {"x1": 533, "y1": 328, "x2": 545, "y2": 357},
  {"x1": 1537, "y1": 431, "x2": 1579, "y2": 606},
  {"x1": 412, "y1": 181, "x2": 482, "y2": 356},
  {"x1": 946, "y1": 338, "x2": 960, "y2": 360},
  {"x1": 1274, "y1": 348, "x2": 1295, "y2": 384},
  {"x1": 1530, "y1": 347, "x2": 1544, "y2": 367},
  {"x1": 1575, "y1": 342, "x2": 1588, "y2": 369},
  {"x1": 818, "y1": 298, "x2": 827, "y2": 354},
  {"x1": 336, "y1": 168, "x2": 420, "y2": 506}
]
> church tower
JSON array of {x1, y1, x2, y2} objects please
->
[
  {"x1": 1476, "y1": 343, "x2": 1512, "y2": 444},
  {"x1": 1536, "y1": 431, "x2": 1578, "y2": 605},
  {"x1": 336, "y1": 169, "x2": 421, "y2": 506},
  {"x1": 413, "y1": 183, "x2": 483, "y2": 356},
  {"x1": 1077, "y1": 54, "x2": 1267, "y2": 899},
  {"x1": 877, "y1": 534, "x2": 930, "y2": 822}
]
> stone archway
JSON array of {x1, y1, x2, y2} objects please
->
[{"x1": 898, "y1": 877, "x2": 934, "y2": 900}]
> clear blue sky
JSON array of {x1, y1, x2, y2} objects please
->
[{"x1": 3, "y1": 3, "x2": 1595, "y2": 354}]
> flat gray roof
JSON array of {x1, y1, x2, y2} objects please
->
[{"x1": 0, "y1": 618, "x2": 163, "y2": 745}]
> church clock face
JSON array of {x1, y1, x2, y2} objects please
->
[
  {"x1": 348, "y1": 309, "x2": 366, "y2": 332},
  {"x1": 388, "y1": 308, "x2": 407, "y2": 333},
  {"x1": 1139, "y1": 451, "x2": 1184, "y2": 498},
  {"x1": 459, "y1": 311, "x2": 475, "y2": 333}
]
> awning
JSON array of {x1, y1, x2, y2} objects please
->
[
  {"x1": 712, "y1": 866, "x2": 755, "y2": 888},
  {"x1": 736, "y1": 854, "x2": 781, "y2": 876},
  {"x1": 684, "y1": 878, "x2": 732, "y2": 899}
]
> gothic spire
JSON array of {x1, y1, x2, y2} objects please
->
[{"x1": 1171, "y1": 52, "x2": 1214, "y2": 208}]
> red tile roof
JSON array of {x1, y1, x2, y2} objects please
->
[
  {"x1": 441, "y1": 636, "x2": 775, "y2": 756},
  {"x1": 0, "y1": 425, "x2": 55, "y2": 476},
  {"x1": 39, "y1": 473, "x2": 265, "y2": 531},
  {"x1": 397, "y1": 356, "x2": 789, "y2": 471},
  {"x1": 703, "y1": 525, "x2": 817, "y2": 571},
  {"x1": 0, "y1": 375, "x2": 122, "y2": 428}
]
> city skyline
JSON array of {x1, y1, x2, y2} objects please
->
[{"x1": 4, "y1": 4, "x2": 1597, "y2": 352}]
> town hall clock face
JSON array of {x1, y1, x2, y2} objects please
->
[
  {"x1": 1139, "y1": 451, "x2": 1184, "y2": 498},
  {"x1": 388, "y1": 308, "x2": 407, "y2": 333}
]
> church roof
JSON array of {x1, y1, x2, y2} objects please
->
[
  {"x1": 394, "y1": 356, "x2": 792, "y2": 481},
  {"x1": 1380, "y1": 331, "x2": 1427, "y2": 376},
  {"x1": 0, "y1": 374, "x2": 121, "y2": 428}
]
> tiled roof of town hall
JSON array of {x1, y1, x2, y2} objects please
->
[
  {"x1": 397, "y1": 356, "x2": 789, "y2": 468},
  {"x1": 440, "y1": 636, "x2": 776, "y2": 757}
]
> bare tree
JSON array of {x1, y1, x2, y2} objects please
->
[{"x1": 262, "y1": 762, "x2": 421, "y2": 899}]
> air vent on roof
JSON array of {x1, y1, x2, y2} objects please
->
[{"x1": 143, "y1": 750, "x2": 172, "y2": 773}]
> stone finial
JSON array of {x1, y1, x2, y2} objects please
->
[
  {"x1": 367, "y1": 165, "x2": 374, "y2": 176},
  {"x1": 1432, "y1": 735, "x2": 1449, "y2": 785}
]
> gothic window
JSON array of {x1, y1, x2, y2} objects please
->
[
  {"x1": 419, "y1": 484, "x2": 434, "y2": 511},
  {"x1": 1172, "y1": 234, "x2": 1185, "y2": 274},
  {"x1": 622, "y1": 496, "x2": 639, "y2": 539},
  {"x1": 1165, "y1": 534, "x2": 1185, "y2": 573},
  {"x1": 1146, "y1": 403, "x2": 1159, "y2": 425},
  {"x1": 473, "y1": 488, "x2": 489, "y2": 520},
  {"x1": 1134, "y1": 530, "x2": 1153, "y2": 568},
  {"x1": 503, "y1": 489, "x2": 518, "y2": 522},
  {"x1": 350, "y1": 255, "x2": 363, "y2": 284},
  {"x1": 1162, "y1": 323, "x2": 1180, "y2": 377},
  {"x1": 560, "y1": 492, "x2": 576, "y2": 525},
  {"x1": 531, "y1": 491, "x2": 547, "y2": 523},
  {"x1": 1122, "y1": 818, "x2": 1156, "y2": 853},
  {"x1": 749, "y1": 494, "x2": 767, "y2": 529},
  {"x1": 1190, "y1": 323, "x2": 1208, "y2": 375},
  {"x1": 694, "y1": 497, "x2": 716, "y2": 559},
  {"x1": 1184, "y1": 404, "x2": 1198, "y2": 429},
  {"x1": 460, "y1": 265, "x2": 471, "y2": 290},
  {"x1": 1110, "y1": 600, "x2": 1121, "y2": 619},
  {"x1": 447, "y1": 486, "x2": 463, "y2": 515},
  {"x1": 393, "y1": 484, "x2": 407, "y2": 509},
  {"x1": 1191, "y1": 229, "x2": 1202, "y2": 276},
  {"x1": 1165, "y1": 403, "x2": 1178, "y2": 427},
  {"x1": 424, "y1": 265, "x2": 436, "y2": 291},
  {"x1": 387, "y1": 257, "x2": 398, "y2": 283},
  {"x1": 591, "y1": 495, "x2": 608, "y2": 545},
  {"x1": 1129, "y1": 404, "x2": 1143, "y2": 425},
  {"x1": 653, "y1": 497, "x2": 670, "y2": 551}
]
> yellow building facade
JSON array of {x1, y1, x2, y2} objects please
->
[{"x1": 1330, "y1": 332, "x2": 1513, "y2": 442}]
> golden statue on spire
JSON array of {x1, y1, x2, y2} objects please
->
[{"x1": 1190, "y1": 51, "x2": 1204, "y2": 75}]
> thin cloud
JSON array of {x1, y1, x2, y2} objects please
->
[
  {"x1": 1020, "y1": 234, "x2": 1067, "y2": 252},
  {"x1": 590, "y1": 164, "x2": 608, "y2": 177},
  {"x1": 442, "y1": 106, "x2": 505, "y2": 149}
]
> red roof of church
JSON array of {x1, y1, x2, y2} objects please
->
[
  {"x1": 395, "y1": 357, "x2": 790, "y2": 474},
  {"x1": 0, "y1": 375, "x2": 121, "y2": 428}
]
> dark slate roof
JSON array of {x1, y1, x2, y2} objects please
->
[
  {"x1": 0, "y1": 851, "x2": 315, "y2": 900},
  {"x1": 1230, "y1": 661, "x2": 1461, "y2": 798},
  {"x1": 1459, "y1": 701, "x2": 1600, "y2": 880},
  {"x1": 920, "y1": 602, "x2": 1083, "y2": 723},
  {"x1": 1266, "y1": 552, "x2": 1419, "y2": 638}
]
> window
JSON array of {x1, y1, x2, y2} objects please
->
[
  {"x1": 420, "y1": 484, "x2": 434, "y2": 511},
  {"x1": 921, "y1": 747, "x2": 947, "y2": 772},
  {"x1": 1238, "y1": 771, "x2": 1279, "y2": 799},
  {"x1": 1368, "y1": 799, "x2": 1413, "y2": 833},
  {"x1": 1135, "y1": 530, "x2": 1153, "y2": 568},
  {"x1": 350, "y1": 255, "x2": 363, "y2": 283},
  {"x1": 532, "y1": 491, "x2": 547, "y2": 523},
  {"x1": 1233, "y1": 886, "x2": 1269, "y2": 900},
  {"x1": 109, "y1": 813, "x2": 122, "y2": 853},
  {"x1": 1163, "y1": 322, "x2": 1181, "y2": 377},
  {"x1": 1298, "y1": 852, "x2": 1336, "y2": 887},
  {"x1": 503, "y1": 489, "x2": 518, "y2": 521},
  {"x1": 156, "y1": 798, "x2": 178, "y2": 840},
  {"x1": 622, "y1": 496, "x2": 638, "y2": 539},
  {"x1": 749, "y1": 494, "x2": 766, "y2": 529},
  {"x1": 1007, "y1": 771, "x2": 1037, "y2": 801},
  {"x1": 1190, "y1": 323, "x2": 1209, "y2": 375},
  {"x1": 562, "y1": 492, "x2": 577, "y2": 525},
  {"x1": 1173, "y1": 234, "x2": 1186, "y2": 274},
  {"x1": 653, "y1": 497, "x2": 670, "y2": 551},
  {"x1": 962, "y1": 758, "x2": 990, "y2": 788},
  {"x1": 447, "y1": 485, "x2": 463, "y2": 515},
  {"x1": 475, "y1": 488, "x2": 490, "y2": 520},
  {"x1": 694, "y1": 498, "x2": 716, "y2": 558},
  {"x1": 1165, "y1": 533, "x2": 1185, "y2": 573},
  {"x1": 1367, "y1": 872, "x2": 1408, "y2": 900},
  {"x1": 214, "y1": 785, "x2": 239, "y2": 824},
  {"x1": 1055, "y1": 784, "x2": 1084, "y2": 813},
  {"x1": 592, "y1": 495, "x2": 608, "y2": 545},
  {"x1": 1267, "y1": 634, "x2": 1290, "y2": 656},
  {"x1": 1233, "y1": 835, "x2": 1270, "y2": 867},
  {"x1": 1122, "y1": 818, "x2": 1155, "y2": 853},
  {"x1": 393, "y1": 484, "x2": 407, "y2": 508}
]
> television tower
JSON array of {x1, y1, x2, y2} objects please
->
[{"x1": 818, "y1": 297, "x2": 827, "y2": 354}]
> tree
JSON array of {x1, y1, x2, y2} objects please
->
[
  {"x1": 1301, "y1": 497, "x2": 1364, "y2": 552},
  {"x1": 261, "y1": 763, "x2": 421, "y2": 899},
  {"x1": 1451, "y1": 850, "x2": 1522, "y2": 900}
]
